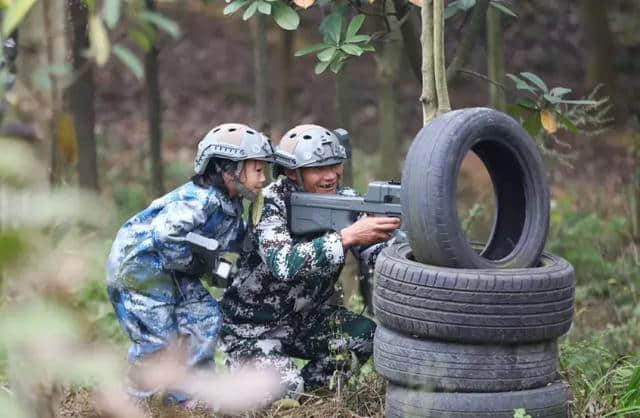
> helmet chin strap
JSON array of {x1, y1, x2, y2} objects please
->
[{"x1": 295, "y1": 169, "x2": 305, "y2": 192}]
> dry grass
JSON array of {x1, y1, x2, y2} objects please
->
[{"x1": 56, "y1": 373, "x2": 386, "y2": 418}]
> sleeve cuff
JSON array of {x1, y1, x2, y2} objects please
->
[{"x1": 322, "y1": 231, "x2": 346, "y2": 266}]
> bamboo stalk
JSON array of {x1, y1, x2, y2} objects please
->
[{"x1": 420, "y1": 0, "x2": 436, "y2": 124}]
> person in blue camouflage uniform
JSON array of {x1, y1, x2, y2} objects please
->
[
  {"x1": 106, "y1": 123, "x2": 274, "y2": 403},
  {"x1": 220, "y1": 125, "x2": 401, "y2": 401}
]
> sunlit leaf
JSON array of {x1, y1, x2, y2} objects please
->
[
  {"x1": 2, "y1": 0, "x2": 38, "y2": 37},
  {"x1": 113, "y1": 44, "x2": 144, "y2": 79},
  {"x1": 243, "y1": 1, "x2": 258, "y2": 20},
  {"x1": 271, "y1": 0, "x2": 299, "y2": 30},
  {"x1": 294, "y1": 43, "x2": 329, "y2": 56},
  {"x1": 257, "y1": 0, "x2": 271, "y2": 14},
  {"x1": 549, "y1": 87, "x2": 572, "y2": 98},
  {"x1": 89, "y1": 15, "x2": 111, "y2": 66},
  {"x1": 293, "y1": 0, "x2": 314, "y2": 9},
  {"x1": 139, "y1": 10, "x2": 181, "y2": 38},
  {"x1": 346, "y1": 14, "x2": 365, "y2": 41},
  {"x1": 103, "y1": 0, "x2": 122, "y2": 29},
  {"x1": 57, "y1": 113, "x2": 78, "y2": 165},
  {"x1": 347, "y1": 34, "x2": 370, "y2": 43},
  {"x1": 341, "y1": 43, "x2": 363, "y2": 56},
  {"x1": 489, "y1": 1, "x2": 517, "y2": 17},
  {"x1": 317, "y1": 47, "x2": 336, "y2": 62},
  {"x1": 520, "y1": 71, "x2": 548, "y2": 93},
  {"x1": 224, "y1": 0, "x2": 249, "y2": 15},
  {"x1": 540, "y1": 110, "x2": 557, "y2": 134},
  {"x1": 315, "y1": 60, "x2": 330, "y2": 74},
  {"x1": 543, "y1": 93, "x2": 561, "y2": 104}
]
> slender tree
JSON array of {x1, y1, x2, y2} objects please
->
[
  {"x1": 67, "y1": 0, "x2": 99, "y2": 191},
  {"x1": 486, "y1": 5, "x2": 505, "y2": 111},
  {"x1": 254, "y1": 13, "x2": 270, "y2": 132},
  {"x1": 145, "y1": 0, "x2": 165, "y2": 196}
]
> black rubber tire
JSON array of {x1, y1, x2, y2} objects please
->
[
  {"x1": 373, "y1": 243, "x2": 574, "y2": 344},
  {"x1": 374, "y1": 324, "x2": 558, "y2": 392},
  {"x1": 401, "y1": 107, "x2": 550, "y2": 269},
  {"x1": 385, "y1": 381, "x2": 570, "y2": 417}
]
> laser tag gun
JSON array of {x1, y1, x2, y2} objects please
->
[
  {"x1": 290, "y1": 181, "x2": 402, "y2": 236},
  {"x1": 185, "y1": 232, "x2": 234, "y2": 287}
]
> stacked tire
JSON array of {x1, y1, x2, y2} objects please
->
[{"x1": 373, "y1": 108, "x2": 575, "y2": 417}]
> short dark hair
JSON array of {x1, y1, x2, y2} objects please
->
[{"x1": 191, "y1": 158, "x2": 238, "y2": 190}]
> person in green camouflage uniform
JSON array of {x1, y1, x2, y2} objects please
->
[{"x1": 220, "y1": 125, "x2": 401, "y2": 401}]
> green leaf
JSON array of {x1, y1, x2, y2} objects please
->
[
  {"x1": 523, "y1": 111, "x2": 542, "y2": 137},
  {"x1": 130, "y1": 28, "x2": 152, "y2": 52},
  {"x1": 257, "y1": 0, "x2": 272, "y2": 14},
  {"x1": 243, "y1": 1, "x2": 258, "y2": 20},
  {"x1": 543, "y1": 93, "x2": 561, "y2": 104},
  {"x1": 549, "y1": 87, "x2": 572, "y2": 98},
  {"x1": 506, "y1": 73, "x2": 536, "y2": 94},
  {"x1": 2, "y1": 0, "x2": 38, "y2": 37},
  {"x1": 330, "y1": 58, "x2": 346, "y2": 73},
  {"x1": 295, "y1": 43, "x2": 330, "y2": 56},
  {"x1": 89, "y1": 15, "x2": 111, "y2": 66},
  {"x1": 347, "y1": 34, "x2": 370, "y2": 43},
  {"x1": 103, "y1": 0, "x2": 122, "y2": 29},
  {"x1": 317, "y1": 47, "x2": 337, "y2": 62},
  {"x1": 489, "y1": 1, "x2": 517, "y2": 17},
  {"x1": 224, "y1": 0, "x2": 248, "y2": 15},
  {"x1": 113, "y1": 44, "x2": 144, "y2": 80},
  {"x1": 360, "y1": 44, "x2": 375, "y2": 52},
  {"x1": 517, "y1": 97, "x2": 539, "y2": 110},
  {"x1": 459, "y1": 0, "x2": 476, "y2": 10},
  {"x1": 557, "y1": 99, "x2": 599, "y2": 105},
  {"x1": 224, "y1": 0, "x2": 249, "y2": 15},
  {"x1": 341, "y1": 43, "x2": 363, "y2": 56},
  {"x1": 139, "y1": 10, "x2": 181, "y2": 38},
  {"x1": 271, "y1": 0, "x2": 299, "y2": 30},
  {"x1": 556, "y1": 112, "x2": 579, "y2": 133},
  {"x1": 346, "y1": 14, "x2": 365, "y2": 41},
  {"x1": 321, "y1": 12, "x2": 342, "y2": 44},
  {"x1": 315, "y1": 60, "x2": 330, "y2": 74},
  {"x1": 520, "y1": 71, "x2": 548, "y2": 93}
]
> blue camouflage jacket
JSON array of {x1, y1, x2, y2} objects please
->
[{"x1": 107, "y1": 182, "x2": 244, "y2": 290}]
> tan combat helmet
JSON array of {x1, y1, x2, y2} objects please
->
[
  {"x1": 274, "y1": 124, "x2": 349, "y2": 170},
  {"x1": 194, "y1": 123, "x2": 274, "y2": 175}
]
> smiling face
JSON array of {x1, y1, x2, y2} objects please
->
[{"x1": 286, "y1": 163, "x2": 344, "y2": 194}]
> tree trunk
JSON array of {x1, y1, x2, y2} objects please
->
[
  {"x1": 392, "y1": 0, "x2": 422, "y2": 86},
  {"x1": 376, "y1": 0, "x2": 403, "y2": 181},
  {"x1": 146, "y1": 0, "x2": 164, "y2": 196},
  {"x1": 578, "y1": 0, "x2": 619, "y2": 114},
  {"x1": 334, "y1": 70, "x2": 353, "y2": 187},
  {"x1": 67, "y1": 0, "x2": 99, "y2": 191},
  {"x1": 41, "y1": 0, "x2": 67, "y2": 186},
  {"x1": 421, "y1": 0, "x2": 450, "y2": 124},
  {"x1": 274, "y1": 29, "x2": 293, "y2": 140},
  {"x1": 420, "y1": 0, "x2": 436, "y2": 123},
  {"x1": 254, "y1": 13, "x2": 269, "y2": 133},
  {"x1": 486, "y1": 6, "x2": 506, "y2": 111}
]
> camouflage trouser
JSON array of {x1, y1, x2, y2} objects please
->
[
  {"x1": 108, "y1": 272, "x2": 221, "y2": 402},
  {"x1": 221, "y1": 305, "x2": 375, "y2": 400}
]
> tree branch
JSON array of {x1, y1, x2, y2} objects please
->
[
  {"x1": 420, "y1": 0, "x2": 436, "y2": 124},
  {"x1": 446, "y1": 0, "x2": 489, "y2": 84},
  {"x1": 433, "y1": 0, "x2": 450, "y2": 114}
]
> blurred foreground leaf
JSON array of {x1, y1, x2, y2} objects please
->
[{"x1": 0, "y1": 230, "x2": 27, "y2": 269}]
